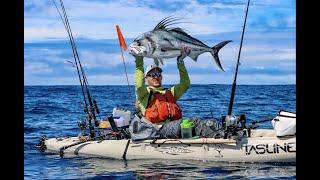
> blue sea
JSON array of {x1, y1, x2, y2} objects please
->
[{"x1": 24, "y1": 85, "x2": 296, "y2": 179}]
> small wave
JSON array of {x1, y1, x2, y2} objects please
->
[
  {"x1": 258, "y1": 167, "x2": 273, "y2": 171},
  {"x1": 201, "y1": 167, "x2": 233, "y2": 175},
  {"x1": 24, "y1": 126, "x2": 39, "y2": 133},
  {"x1": 180, "y1": 98, "x2": 206, "y2": 102},
  {"x1": 27, "y1": 105, "x2": 70, "y2": 114},
  {"x1": 142, "y1": 164, "x2": 198, "y2": 171},
  {"x1": 86, "y1": 171, "x2": 136, "y2": 180},
  {"x1": 24, "y1": 85, "x2": 296, "y2": 179}
]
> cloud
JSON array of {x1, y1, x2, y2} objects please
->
[
  {"x1": 79, "y1": 51, "x2": 135, "y2": 69},
  {"x1": 24, "y1": 47, "x2": 70, "y2": 66},
  {"x1": 24, "y1": 27, "x2": 67, "y2": 42},
  {"x1": 24, "y1": 29, "x2": 295, "y2": 85},
  {"x1": 239, "y1": 47, "x2": 296, "y2": 62},
  {"x1": 24, "y1": 73, "x2": 135, "y2": 85},
  {"x1": 25, "y1": 75, "x2": 77, "y2": 85},
  {"x1": 24, "y1": 1, "x2": 295, "y2": 85},
  {"x1": 24, "y1": 62, "x2": 53, "y2": 76},
  {"x1": 24, "y1": 0, "x2": 295, "y2": 42},
  {"x1": 165, "y1": 73, "x2": 295, "y2": 85}
]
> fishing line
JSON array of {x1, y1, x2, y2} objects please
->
[
  {"x1": 59, "y1": 0, "x2": 97, "y2": 118},
  {"x1": 116, "y1": 25, "x2": 135, "y2": 111},
  {"x1": 119, "y1": 42, "x2": 135, "y2": 112},
  {"x1": 59, "y1": 0, "x2": 99, "y2": 134},
  {"x1": 52, "y1": 0, "x2": 88, "y2": 109},
  {"x1": 58, "y1": 0, "x2": 92, "y2": 110}
]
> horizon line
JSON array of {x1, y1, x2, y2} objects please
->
[{"x1": 24, "y1": 83, "x2": 296, "y2": 86}]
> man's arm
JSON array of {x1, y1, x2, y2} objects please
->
[
  {"x1": 171, "y1": 48, "x2": 191, "y2": 100},
  {"x1": 135, "y1": 56, "x2": 148, "y2": 100}
]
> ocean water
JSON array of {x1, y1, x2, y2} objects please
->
[{"x1": 24, "y1": 85, "x2": 296, "y2": 179}]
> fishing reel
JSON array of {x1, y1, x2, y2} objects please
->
[
  {"x1": 78, "y1": 117, "x2": 96, "y2": 139},
  {"x1": 222, "y1": 114, "x2": 249, "y2": 139},
  {"x1": 84, "y1": 105, "x2": 100, "y2": 128},
  {"x1": 78, "y1": 118, "x2": 87, "y2": 130}
]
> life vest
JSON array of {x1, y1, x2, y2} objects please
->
[{"x1": 145, "y1": 89, "x2": 182, "y2": 123}]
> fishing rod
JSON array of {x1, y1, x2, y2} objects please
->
[
  {"x1": 53, "y1": 0, "x2": 100, "y2": 139},
  {"x1": 52, "y1": 0, "x2": 88, "y2": 110},
  {"x1": 59, "y1": 0, "x2": 100, "y2": 120},
  {"x1": 227, "y1": 0, "x2": 250, "y2": 116},
  {"x1": 221, "y1": 0, "x2": 250, "y2": 138}
]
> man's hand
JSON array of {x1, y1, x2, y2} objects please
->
[
  {"x1": 177, "y1": 46, "x2": 191, "y2": 64},
  {"x1": 129, "y1": 44, "x2": 146, "y2": 57}
]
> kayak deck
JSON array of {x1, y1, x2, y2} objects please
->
[{"x1": 44, "y1": 129, "x2": 296, "y2": 162}]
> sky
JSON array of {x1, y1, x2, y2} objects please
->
[{"x1": 24, "y1": 0, "x2": 296, "y2": 85}]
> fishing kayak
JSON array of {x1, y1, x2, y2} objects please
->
[{"x1": 43, "y1": 129, "x2": 295, "y2": 163}]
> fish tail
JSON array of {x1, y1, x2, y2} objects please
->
[{"x1": 211, "y1": 40, "x2": 232, "y2": 72}]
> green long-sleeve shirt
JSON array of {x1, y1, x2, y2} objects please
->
[{"x1": 135, "y1": 57, "x2": 190, "y2": 116}]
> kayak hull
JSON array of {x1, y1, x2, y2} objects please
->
[{"x1": 44, "y1": 129, "x2": 295, "y2": 162}]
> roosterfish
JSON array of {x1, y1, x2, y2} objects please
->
[{"x1": 128, "y1": 16, "x2": 232, "y2": 71}]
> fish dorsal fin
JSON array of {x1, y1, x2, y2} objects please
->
[
  {"x1": 171, "y1": 28, "x2": 193, "y2": 39},
  {"x1": 170, "y1": 28, "x2": 208, "y2": 47},
  {"x1": 153, "y1": 16, "x2": 185, "y2": 31},
  {"x1": 170, "y1": 28, "x2": 189, "y2": 35}
]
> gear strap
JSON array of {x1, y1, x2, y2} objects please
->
[{"x1": 146, "y1": 89, "x2": 154, "y2": 108}]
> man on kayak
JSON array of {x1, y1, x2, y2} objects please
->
[
  {"x1": 129, "y1": 47, "x2": 224, "y2": 140},
  {"x1": 134, "y1": 47, "x2": 191, "y2": 123},
  {"x1": 128, "y1": 47, "x2": 191, "y2": 139}
]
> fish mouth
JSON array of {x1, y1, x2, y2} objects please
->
[{"x1": 128, "y1": 43, "x2": 147, "y2": 56}]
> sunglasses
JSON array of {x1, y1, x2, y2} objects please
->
[{"x1": 147, "y1": 72, "x2": 162, "y2": 78}]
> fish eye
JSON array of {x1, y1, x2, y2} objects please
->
[{"x1": 145, "y1": 36, "x2": 152, "y2": 42}]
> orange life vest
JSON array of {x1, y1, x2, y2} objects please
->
[{"x1": 145, "y1": 90, "x2": 182, "y2": 123}]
